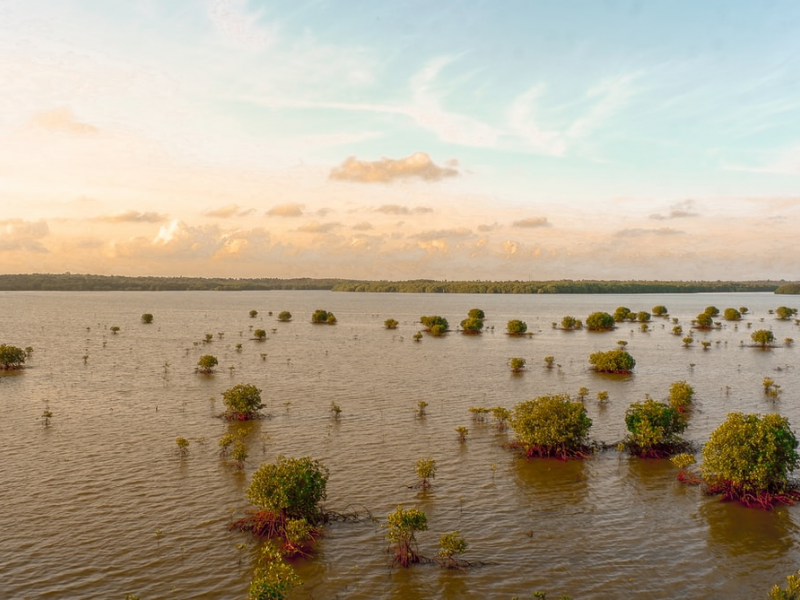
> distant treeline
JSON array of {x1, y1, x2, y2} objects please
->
[
  {"x1": 0, "y1": 273, "x2": 347, "y2": 292},
  {"x1": 331, "y1": 279, "x2": 787, "y2": 294},
  {"x1": 0, "y1": 273, "x2": 795, "y2": 293}
]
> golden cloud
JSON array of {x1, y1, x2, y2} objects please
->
[
  {"x1": 94, "y1": 211, "x2": 168, "y2": 223},
  {"x1": 32, "y1": 108, "x2": 98, "y2": 134},
  {"x1": 296, "y1": 221, "x2": 342, "y2": 234},
  {"x1": 330, "y1": 152, "x2": 458, "y2": 183},
  {"x1": 512, "y1": 217, "x2": 551, "y2": 228},
  {"x1": 267, "y1": 203, "x2": 305, "y2": 217},
  {"x1": 375, "y1": 204, "x2": 433, "y2": 215}
]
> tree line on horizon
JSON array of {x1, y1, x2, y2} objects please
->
[{"x1": 0, "y1": 273, "x2": 796, "y2": 294}]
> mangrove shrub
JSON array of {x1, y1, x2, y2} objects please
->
[
  {"x1": 223, "y1": 384, "x2": 265, "y2": 420},
  {"x1": 510, "y1": 393, "x2": 592, "y2": 459},
  {"x1": 589, "y1": 349, "x2": 636, "y2": 373},
  {"x1": 0, "y1": 344, "x2": 26, "y2": 369},
  {"x1": 623, "y1": 399, "x2": 687, "y2": 457},
  {"x1": 586, "y1": 312, "x2": 615, "y2": 330}
]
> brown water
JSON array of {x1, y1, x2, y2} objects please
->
[{"x1": 1, "y1": 291, "x2": 798, "y2": 599}]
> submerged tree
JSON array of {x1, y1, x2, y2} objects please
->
[
  {"x1": 384, "y1": 318, "x2": 399, "y2": 329},
  {"x1": 622, "y1": 399, "x2": 688, "y2": 458},
  {"x1": 460, "y1": 317, "x2": 484, "y2": 334},
  {"x1": 668, "y1": 380, "x2": 695, "y2": 412},
  {"x1": 723, "y1": 308, "x2": 742, "y2": 321},
  {"x1": 560, "y1": 316, "x2": 582, "y2": 330},
  {"x1": 701, "y1": 412, "x2": 800, "y2": 508},
  {"x1": 776, "y1": 306, "x2": 798, "y2": 320},
  {"x1": 589, "y1": 349, "x2": 635, "y2": 374},
  {"x1": 767, "y1": 569, "x2": 800, "y2": 600},
  {"x1": 586, "y1": 312, "x2": 615, "y2": 331},
  {"x1": 695, "y1": 312, "x2": 714, "y2": 329},
  {"x1": 247, "y1": 542, "x2": 301, "y2": 600},
  {"x1": 141, "y1": 313, "x2": 154, "y2": 324},
  {"x1": 509, "y1": 357, "x2": 526, "y2": 373},
  {"x1": 420, "y1": 315, "x2": 448, "y2": 336},
  {"x1": 0, "y1": 344, "x2": 26, "y2": 370},
  {"x1": 436, "y1": 531, "x2": 469, "y2": 569},
  {"x1": 254, "y1": 329, "x2": 267, "y2": 341},
  {"x1": 752, "y1": 329, "x2": 776, "y2": 348},
  {"x1": 311, "y1": 309, "x2": 337, "y2": 324},
  {"x1": 468, "y1": 308, "x2": 485, "y2": 320},
  {"x1": 249, "y1": 309, "x2": 258, "y2": 318},
  {"x1": 197, "y1": 354, "x2": 218, "y2": 374},
  {"x1": 613, "y1": 307, "x2": 632, "y2": 323},
  {"x1": 415, "y1": 457, "x2": 436, "y2": 489},
  {"x1": 223, "y1": 384, "x2": 265, "y2": 420},
  {"x1": 384, "y1": 505, "x2": 428, "y2": 567},
  {"x1": 235, "y1": 456, "x2": 329, "y2": 553},
  {"x1": 506, "y1": 319, "x2": 528, "y2": 335},
  {"x1": 652, "y1": 305, "x2": 668, "y2": 317},
  {"x1": 510, "y1": 393, "x2": 593, "y2": 459},
  {"x1": 277, "y1": 311, "x2": 292, "y2": 322}
]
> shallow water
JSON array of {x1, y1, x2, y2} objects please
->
[{"x1": 1, "y1": 291, "x2": 799, "y2": 599}]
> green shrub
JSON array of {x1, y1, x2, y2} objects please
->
[
  {"x1": 586, "y1": 311, "x2": 615, "y2": 330},
  {"x1": 277, "y1": 311, "x2": 292, "y2": 322},
  {"x1": 384, "y1": 505, "x2": 428, "y2": 567},
  {"x1": 222, "y1": 384, "x2": 264, "y2": 420},
  {"x1": 0, "y1": 344, "x2": 26, "y2": 369},
  {"x1": 507, "y1": 319, "x2": 528, "y2": 335},
  {"x1": 588, "y1": 349, "x2": 635, "y2": 373},
  {"x1": 701, "y1": 412, "x2": 799, "y2": 507},
  {"x1": 510, "y1": 393, "x2": 592, "y2": 459},
  {"x1": 623, "y1": 399, "x2": 687, "y2": 457}
]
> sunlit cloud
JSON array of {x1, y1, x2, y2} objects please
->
[
  {"x1": 330, "y1": 152, "x2": 459, "y2": 183},
  {"x1": 31, "y1": 108, "x2": 98, "y2": 134},
  {"x1": 296, "y1": 221, "x2": 342, "y2": 234},
  {"x1": 205, "y1": 204, "x2": 255, "y2": 218},
  {"x1": 512, "y1": 217, "x2": 551, "y2": 228},
  {"x1": 374, "y1": 204, "x2": 434, "y2": 215},
  {"x1": 410, "y1": 227, "x2": 474, "y2": 242},
  {"x1": 0, "y1": 218, "x2": 50, "y2": 252},
  {"x1": 94, "y1": 211, "x2": 168, "y2": 223},
  {"x1": 267, "y1": 203, "x2": 305, "y2": 217},
  {"x1": 649, "y1": 200, "x2": 699, "y2": 220},
  {"x1": 352, "y1": 222, "x2": 373, "y2": 231},
  {"x1": 615, "y1": 227, "x2": 685, "y2": 237}
]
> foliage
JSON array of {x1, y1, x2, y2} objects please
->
[
  {"x1": 623, "y1": 399, "x2": 688, "y2": 457},
  {"x1": 507, "y1": 319, "x2": 528, "y2": 335},
  {"x1": 668, "y1": 380, "x2": 695, "y2": 412},
  {"x1": 695, "y1": 312, "x2": 714, "y2": 328},
  {"x1": 468, "y1": 308, "x2": 485, "y2": 320},
  {"x1": 460, "y1": 317, "x2": 484, "y2": 334},
  {"x1": 704, "y1": 306, "x2": 720, "y2": 317},
  {"x1": 752, "y1": 329, "x2": 775, "y2": 348},
  {"x1": 768, "y1": 569, "x2": 800, "y2": 600},
  {"x1": 586, "y1": 311, "x2": 615, "y2": 330},
  {"x1": 723, "y1": 308, "x2": 741, "y2": 321},
  {"x1": 384, "y1": 318, "x2": 399, "y2": 329},
  {"x1": 456, "y1": 425, "x2": 469, "y2": 442},
  {"x1": 437, "y1": 531, "x2": 469, "y2": 568},
  {"x1": 613, "y1": 306, "x2": 632, "y2": 322},
  {"x1": 577, "y1": 387, "x2": 589, "y2": 401},
  {"x1": 560, "y1": 316, "x2": 582, "y2": 330},
  {"x1": 416, "y1": 400, "x2": 428, "y2": 417},
  {"x1": 544, "y1": 355, "x2": 556, "y2": 368},
  {"x1": 596, "y1": 391, "x2": 609, "y2": 403},
  {"x1": 701, "y1": 412, "x2": 800, "y2": 507},
  {"x1": 420, "y1": 315, "x2": 449, "y2": 333},
  {"x1": 249, "y1": 309, "x2": 258, "y2": 318},
  {"x1": 637, "y1": 311, "x2": 651, "y2": 323},
  {"x1": 232, "y1": 442, "x2": 248, "y2": 469},
  {"x1": 277, "y1": 311, "x2": 292, "y2": 322},
  {"x1": 588, "y1": 349, "x2": 636, "y2": 373},
  {"x1": 141, "y1": 313, "x2": 154, "y2": 324},
  {"x1": 311, "y1": 309, "x2": 336, "y2": 324},
  {"x1": 110, "y1": 326, "x2": 121, "y2": 334},
  {"x1": 0, "y1": 344, "x2": 26, "y2": 369},
  {"x1": 254, "y1": 329, "x2": 267, "y2": 340},
  {"x1": 197, "y1": 354, "x2": 218, "y2": 373},
  {"x1": 776, "y1": 306, "x2": 798, "y2": 320},
  {"x1": 218, "y1": 432, "x2": 235, "y2": 456},
  {"x1": 175, "y1": 437, "x2": 190, "y2": 456},
  {"x1": 223, "y1": 384, "x2": 265, "y2": 420},
  {"x1": 329, "y1": 401, "x2": 342, "y2": 418},
  {"x1": 652, "y1": 305, "x2": 668, "y2": 316},
  {"x1": 682, "y1": 336, "x2": 694, "y2": 347},
  {"x1": 671, "y1": 453, "x2": 696, "y2": 470},
  {"x1": 247, "y1": 543, "x2": 301, "y2": 600},
  {"x1": 415, "y1": 457, "x2": 436, "y2": 488},
  {"x1": 247, "y1": 456, "x2": 329, "y2": 524},
  {"x1": 509, "y1": 357, "x2": 526, "y2": 373},
  {"x1": 510, "y1": 393, "x2": 593, "y2": 459},
  {"x1": 384, "y1": 505, "x2": 428, "y2": 567},
  {"x1": 412, "y1": 332, "x2": 423, "y2": 342}
]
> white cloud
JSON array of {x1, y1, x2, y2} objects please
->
[{"x1": 331, "y1": 152, "x2": 458, "y2": 183}]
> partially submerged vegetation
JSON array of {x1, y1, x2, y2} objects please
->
[
  {"x1": 0, "y1": 344, "x2": 26, "y2": 370},
  {"x1": 510, "y1": 394, "x2": 593, "y2": 459}
]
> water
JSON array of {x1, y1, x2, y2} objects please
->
[{"x1": 1, "y1": 291, "x2": 798, "y2": 599}]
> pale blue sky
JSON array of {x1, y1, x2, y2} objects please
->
[{"x1": 1, "y1": 0, "x2": 799, "y2": 279}]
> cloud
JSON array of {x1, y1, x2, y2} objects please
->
[
  {"x1": 296, "y1": 221, "x2": 342, "y2": 234},
  {"x1": 477, "y1": 223, "x2": 499, "y2": 232},
  {"x1": 31, "y1": 108, "x2": 98, "y2": 134},
  {"x1": 512, "y1": 217, "x2": 551, "y2": 228},
  {"x1": 615, "y1": 228, "x2": 685, "y2": 237},
  {"x1": 266, "y1": 203, "x2": 305, "y2": 217},
  {"x1": 205, "y1": 204, "x2": 255, "y2": 218},
  {"x1": 410, "y1": 228, "x2": 474, "y2": 242},
  {"x1": 330, "y1": 152, "x2": 459, "y2": 183},
  {"x1": 94, "y1": 211, "x2": 168, "y2": 223},
  {"x1": 352, "y1": 222, "x2": 373, "y2": 231},
  {"x1": 0, "y1": 219, "x2": 50, "y2": 252},
  {"x1": 375, "y1": 204, "x2": 434, "y2": 215},
  {"x1": 649, "y1": 200, "x2": 699, "y2": 220},
  {"x1": 208, "y1": 0, "x2": 276, "y2": 50}
]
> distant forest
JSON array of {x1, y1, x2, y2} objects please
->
[{"x1": 0, "y1": 273, "x2": 797, "y2": 294}]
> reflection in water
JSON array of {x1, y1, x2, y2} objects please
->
[{"x1": 701, "y1": 499, "x2": 798, "y2": 558}]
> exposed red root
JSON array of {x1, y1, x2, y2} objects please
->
[
  {"x1": 703, "y1": 481, "x2": 800, "y2": 510},
  {"x1": 677, "y1": 470, "x2": 704, "y2": 485}
]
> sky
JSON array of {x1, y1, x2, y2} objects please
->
[{"x1": 1, "y1": 0, "x2": 800, "y2": 281}]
